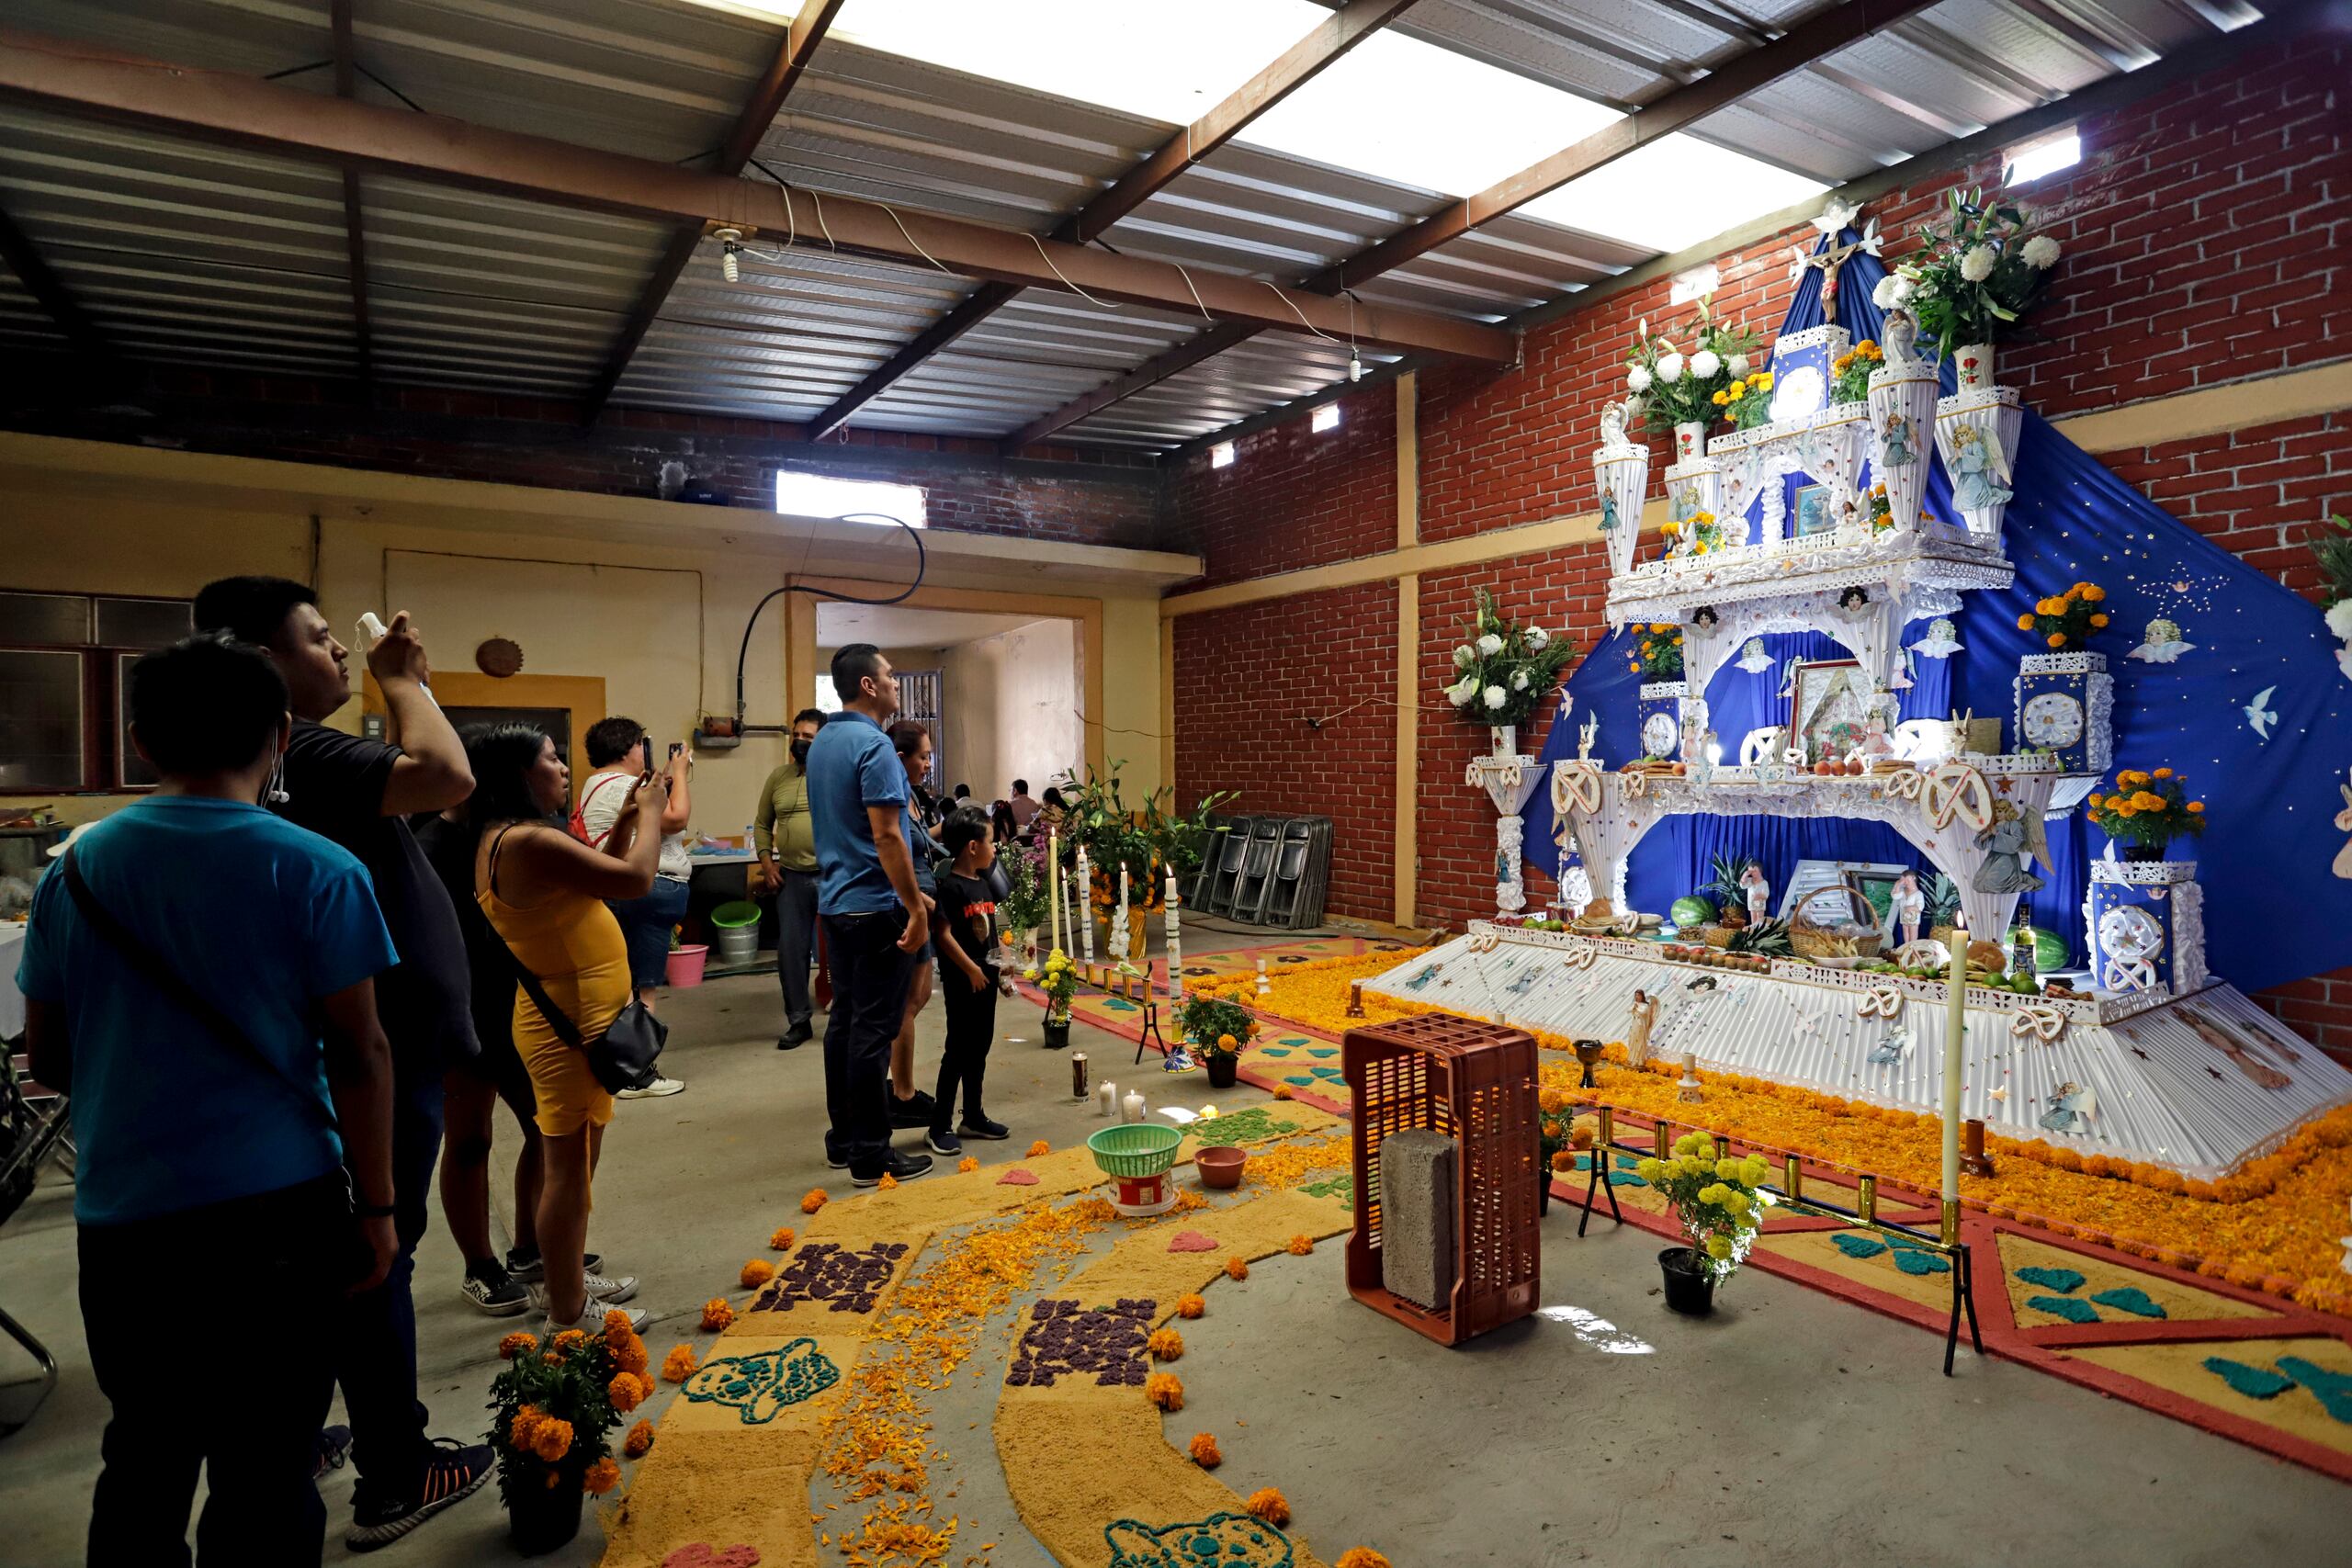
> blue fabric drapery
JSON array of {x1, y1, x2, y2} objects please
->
[{"x1": 1520, "y1": 232, "x2": 2350, "y2": 994}]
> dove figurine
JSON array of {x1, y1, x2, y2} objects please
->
[{"x1": 2245, "y1": 685, "x2": 2279, "y2": 739}]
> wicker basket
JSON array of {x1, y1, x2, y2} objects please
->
[{"x1": 1789, "y1": 884, "x2": 1884, "y2": 961}]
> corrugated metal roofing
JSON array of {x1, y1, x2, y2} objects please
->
[{"x1": 0, "y1": 0, "x2": 2270, "y2": 450}]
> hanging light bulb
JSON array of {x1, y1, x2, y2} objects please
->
[
  {"x1": 715, "y1": 227, "x2": 743, "y2": 285},
  {"x1": 1348, "y1": 345, "x2": 1363, "y2": 383}
]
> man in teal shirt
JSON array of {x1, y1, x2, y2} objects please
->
[{"x1": 804, "y1": 644, "x2": 932, "y2": 1185}]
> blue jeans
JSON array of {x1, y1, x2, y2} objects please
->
[
  {"x1": 337, "y1": 1056, "x2": 444, "y2": 1504},
  {"x1": 608, "y1": 875, "x2": 691, "y2": 990}
]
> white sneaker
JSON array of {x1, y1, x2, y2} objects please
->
[
  {"x1": 528, "y1": 1270, "x2": 640, "y2": 1310},
  {"x1": 544, "y1": 1303, "x2": 646, "y2": 1337},
  {"x1": 617, "y1": 1076, "x2": 686, "y2": 1100}
]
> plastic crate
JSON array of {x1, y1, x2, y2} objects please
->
[{"x1": 1342, "y1": 1012, "x2": 1540, "y2": 1346}]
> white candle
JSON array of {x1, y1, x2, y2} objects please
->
[
  {"x1": 1256, "y1": 957, "x2": 1270, "y2": 998},
  {"x1": 1166, "y1": 873, "x2": 1183, "y2": 1005},
  {"x1": 1942, "y1": 910, "x2": 1968, "y2": 1202},
  {"x1": 1117, "y1": 864, "x2": 1131, "y2": 959},
  {"x1": 1098, "y1": 1080, "x2": 1116, "y2": 1117},
  {"x1": 1078, "y1": 849, "x2": 1095, "y2": 964},
  {"x1": 1122, "y1": 1089, "x2": 1145, "y2": 1124},
  {"x1": 1047, "y1": 830, "x2": 1060, "y2": 954}
]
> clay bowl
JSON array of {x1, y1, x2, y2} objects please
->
[{"x1": 1194, "y1": 1145, "x2": 1247, "y2": 1190}]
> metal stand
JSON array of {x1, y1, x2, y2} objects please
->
[
  {"x1": 1132, "y1": 998, "x2": 1166, "y2": 1066},
  {"x1": 1943, "y1": 1242, "x2": 1984, "y2": 1377},
  {"x1": 0, "y1": 1303, "x2": 56, "y2": 1437},
  {"x1": 1577, "y1": 1149, "x2": 1623, "y2": 1237}
]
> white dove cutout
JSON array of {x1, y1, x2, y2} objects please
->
[{"x1": 2245, "y1": 685, "x2": 2279, "y2": 739}]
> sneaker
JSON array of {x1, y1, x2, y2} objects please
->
[
  {"x1": 925, "y1": 1128, "x2": 963, "y2": 1156},
  {"x1": 777, "y1": 1021, "x2": 813, "y2": 1049},
  {"x1": 957, "y1": 1115, "x2": 1011, "y2": 1141},
  {"x1": 616, "y1": 1075, "x2": 686, "y2": 1100},
  {"x1": 345, "y1": 1438, "x2": 492, "y2": 1551},
  {"x1": 504, "y1": 1248, "x2": 600, "y2": 1284},
  {"x1": 458, "y1": 1262, "x2": 531, "y2": 1316},
  {"x1": 888, "y1": 1090, "x2": 935, "y2": 1128},
  {"x1": 853, "y1": 1149, "x2": 933, "y2": 1188},
  {"x1": 544, "y1": 1303, "x2": 647, "y2": 1337},
  {"x1": 525, "y1": 1269, "x2": 639, "y2": 1312},
  {"x1": 313, "y1": 1424, "x2": 354, "y2": 1483}
]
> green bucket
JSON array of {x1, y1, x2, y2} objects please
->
[
  {"x1": 711, "y1": 900, "x2": 762, "y2": 930},
  {"x1": 1085, "y1": 1122, "x2": 1182, "y2": 1179}
]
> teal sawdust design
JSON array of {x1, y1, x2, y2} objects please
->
[
  {"x1": 1306, "y1": 1048, "x2": 1339, "y2": 1058},
  {"x1": 1277, "y1": 1038, "x2": 1310, "y2": 1047},
  {"x1": 2277, "y1": 1358, "x2": 2352, "y2": 1423},
  {"x1": 1833, "y1": 1234, "x2": 1887, "y2": 1259},
  {"x1": 1103, "y1": 998, "x2": 1140, "y2": 1012},
  {"x1": 1192, "y1": 1107, "x2": 1299, "y2": 1147},
  {"x1": 1104, "y1": 1512, "x2": 1293, "y2": 1568},
  {"x1": 1300, "y1": 1172, "x2": 1354, "y2": 1209},
  {"x1": 681, "y1": 1337, "x2": 840, "y2": 1424},
  {"x1": 1892, "y1": 1249, "x2": 1950, "y2": 1276},
  {"x1": 2016, "y1": 1265, "x2": 2086, "y2": 1294},
  {"x1": 1565, "y1": 1155, "x2": 1645, "y2": 1186},
  {"x1": 1258, "y1": 1049, "x2": 1293, "y2": 1058},
  {"x1": 2088, "y1": 1286, "x2": 2166, "y2": 1319},
  {"x1": 2202, "y1": 1357, "x2": 2297, "y2": 1400},
  {"x1": 1309, "y1": 1066, "x2": 1343, "y2": 1080},
  {"x1": 2027, "y1": 1294, "x2": 2100, "y2": 1325},
  {"x1": 1283, "y1": 1075, "x2": 1317, "y2": 1087}
]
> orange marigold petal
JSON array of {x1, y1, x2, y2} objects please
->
[{"x1": 1245, "y1": 1487, "x2": 1292, "y2": 1529}]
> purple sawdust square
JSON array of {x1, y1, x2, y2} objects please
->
[
  {"x1": 752, "y1": 1241, "x2": 910, "y2": 1314},
  {"x1": 1006, "y1": 1297, "x2": 1159, "y2": 1388}
]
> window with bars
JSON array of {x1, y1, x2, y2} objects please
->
[{"x1": 0, "y1": 591, "x2": 195, "y2": 792}]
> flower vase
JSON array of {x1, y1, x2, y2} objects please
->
[
  {"x1": 1538, "y1": 1175, "x2": 1552, "y2": 1217},
  {"x1": 1953, "y1": 343, "x2": 1995, "y2": 392},
  {"x1": 1489, "y1": 724, "x2": 1517, "y2": 758},
  {"x1": 1043, "y1": 1011, "x2": 1071, "y2": 1051},
  {"x1": 1205, "y1": 1051, "x2": 1239, "y2": 1089},
  {"x1": 1658, "y1": 1247, "x2": 1716, "y2": 1315},
  {"x1": 1673, "y1": 421, "x2": 1706, "y2": 463},
  {"x1": 507, "y1": 1479, "x2": 584, "y2": 1555},
  {"x1": 1867, "y1": 360, "x2": 1940, "y2": 544},
  {"x1": 1591, "y1": 434, "x2": 1652, "y2": 581},
  {"x1": 2121, "y1": 841, "x2": 2169, "y2": 863}
]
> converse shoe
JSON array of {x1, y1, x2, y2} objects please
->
[
  {"x1": 526, "y1": 1269, "x2": 639, "y2": 1314},
  {"x1": 504, "y1": 1248, "x2": 601, "y2": 1284},
  {"x1": 345, "y1": 1438, "x2": 492, "y2": 1551},
  {"x1": 956, "y1": 1114, "x2": 1011, "y2": 1141},
  {"x1": 458, "y1": 1261, "x2": 531, "y2": 1316},
  {"x1": 616, "y1": 1075, "x2": 686, "y2": 1100},
  {"x1": 543, "y1": 1303, "x2": 647, "y2": 1337}
]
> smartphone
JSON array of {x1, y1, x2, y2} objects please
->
[{"x1": 668, "y1": 742, "x2": 684, "y2": 762}]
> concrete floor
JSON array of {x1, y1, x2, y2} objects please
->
[{"x1": 2, "y1": 924, "x2": 2344, "y2": 1565}]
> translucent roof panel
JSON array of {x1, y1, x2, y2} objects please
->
[{"x1": 1521, "y1": 133, "x2": 1829, "y2": 254}]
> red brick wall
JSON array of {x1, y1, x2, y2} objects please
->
[
  {"x1": 2098, "y1": 411, "x2": 2352, "y2": 597},
  {"x1": 1170, "y1": 581, "x2": 1397, "y2": 923},
  {"x1": 1161, "y1": 384, "x2": 1396, "y2": 587}
]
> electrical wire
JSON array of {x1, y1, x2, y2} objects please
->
[
  {"x1": 1024, "y1": 232, "x2": 1114, "y2": 310},
  {"x1": 1261, "y1": 280, "x2": 1341, "y2": 344},
  {"x1": 731, "y1": 511, "x2": 926, "y2": 720}
]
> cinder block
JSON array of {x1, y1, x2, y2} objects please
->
[{"x1": 1378, "y1": 1129, "x2": 1457, "y2": 1312}]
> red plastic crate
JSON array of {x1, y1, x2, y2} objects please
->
[{"x1": 1342, "y1": 1012, "x2": 1540, "y2": 1346}]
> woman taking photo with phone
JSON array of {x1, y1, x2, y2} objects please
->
[{"x1": 467, "y1": 723, "x2": 662, "y2": 1335}]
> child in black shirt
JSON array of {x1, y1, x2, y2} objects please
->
[{"x1": 928, "y1": 813, "x2": 1010, "y2": 1154}]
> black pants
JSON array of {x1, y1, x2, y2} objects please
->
[
  {"x1": 820, "y1": 908, "x2": 913, "y2": 1175},
  {"x1": 82, "y1": 1174, "x2": 350, "y2": 1567},
  {"x1": 775, "y1": 868, "x2": 819, "y2": 1032},
  {"x1": 931, "y1": 960, "x2": 996, "y2": 1132},
  {"x1": 335, "y1": 1053, "x2": 442, "y2": 1503}
]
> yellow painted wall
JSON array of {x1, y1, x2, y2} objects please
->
[{"x1": 0, "y1": 440, "x2": 1179, "y2": 831}]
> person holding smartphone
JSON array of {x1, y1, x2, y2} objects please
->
[{"x1": 573, "y1": 717, "x2": 692, "y2": 1100}]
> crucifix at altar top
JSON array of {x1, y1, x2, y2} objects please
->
[{"x1": 1788, "y1": 197, "x2": 1883, "y2": 312}]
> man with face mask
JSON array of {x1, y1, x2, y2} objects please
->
[{"x1": 752, "y1": 707, "x2": 828, "y2": 1050}]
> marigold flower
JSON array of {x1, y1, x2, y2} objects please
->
[
  {"x1": 1145, "y1": 1371, "x2": 1184, "y2": 1410},
  {"x1": 1217, "y1": 1033, "x2": 1238, "y2": 1051},
  {"x1": 624, "y1": 1417, "x2": 655, "y2": 1458},
  {"x1": 509, "y1": 1404, "x2": 544, "y2": 1450},
  {"x1": 958, "y1": 1156, "x2": 979, "y2": 1173},
  {"x1": 1245, "y1": 1488, "x2": 1291, "y2": 1528},
  {"x1": 1272, "y1": 1082, "x2": 1295, "y2": 1100},
  {"x1": 662, "y1": 1345, "x2": 698, "y2": 1383},
  {"x1": 552, "y1": 1327, "x2": 590, "y2": 1356},
  {"x1": 531, "y1": 1417, "x2": 574, "y2": 1463},
  {"x1": 614, "y1": 1336, "x2": 649, "y2": 1376},
  {"x1": 2081, "y1": 584, "x2": 2105, "y2": 602},
  {"x1": 2017, "y1": 614, "x2": 2035, "y2": 630},
  {"x1": 877, "y1": 1173, "x2": 899, "y2": 1190},
  {"x1": 1148, "y1": 1327, "x2": 1185, "y2": 1361},
  {"x1": 1028, "y1": 1140, "x2": 1052, "y2": 1156},
  {"x1": 2046, "y1": 633, "x2": 2066, "y2": 649},
  {"x1": 801, "y1": 1188, "x2": 829, "y2": 1214},
  {"x1": 2187, "y1": 800, "x2": 2204, "y2": 813},
  {"x1": 1224, "y1": 1257, "x2": 1250, "y2": 1281},
  {"x1": 582, "y1": 1457, "x2": 621, "y2": 1495},
  {"x1": 741, "y1": 1258, "x2": 776, "y2": 1290},
  {"x1": 1550, "y1": 1150, "x2": 1576, "y2": 1172},
  {"x1": 769, "y1": 1225, "x2": 796, "y2": 1250},
  {"x1": 2152, "y1": 766, "x2": 2173, "y2": 779},
  {"x1": 1537, "y1": 1086, "x2": 1571, "y2": 1113},
  {"x1": 499, "y1": 1332, "x2": 537, "y2": 1359},
  {"x1": 609, "y1": 1372, "x2": 643, "y2": 1413},
  {"x1": 1337, "y1": 1552, "x2": 1392, "y2": 1568},
  {"x1": 1285, "y1": 1234, "x2": 1315, "y2": 1256},
  {"x1": 1188, "y1": 1432, "x2": 1223, "y2": 1468},
  {"x1": 1569, "y1": 1121, "x2": 1595, "y2": 1149},
  {"x1": 1176, "y1": 1293, "x2": 1205, "y2": 1319},
  {"x1": 701, "y1": 1298, "x2": 735, "y2": 1332},
  {"x1": 2090, "y1": 613, "x2": 2110, "y2": 627}
]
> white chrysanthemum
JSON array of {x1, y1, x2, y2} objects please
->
[
  {"x1": 1476, "y1": 633, "x2": 1504, "y2": 656},
  {"x1": 1690, "y1": 349, "x2": 1721, "y2": 379},
  {"x1": 1524, "y1": 626, "x2": 1550, "y2": 650},
  {"x1": 1656, "y1": 352, "x2": 1685, "y2": 385},
  {"x1": 1960, "y1": 244, "x2": 1996, "y2": 283},
  {"x1": 1446, "y1": 675, "x2": 1477, "y2": 706},
  {"x1": 1727, "y1": 354, "x2": 1750, "y2": 378},
  {"x1": 1871, "y1": 275, "x2": 1901, "y2": 310},
  {"x1": 1627, "y1": 366, "x2": 1653, "y2": 393},
  {"x1": 1453, "y1": 644, "x2": 1476, "y2": 669},
  {"x1": 1511, "y1": 669, "x2": 1530, "y2": 691},
  {"x1": 2021, "y1": 234, "x2": 2061, "y2": 270},
  {"x1": 2326, "y1": 599, "x2": 2352, "y2": 641},
  {"x1": 1482, "y1": 685, "x2": 1508, "y2": 710}
]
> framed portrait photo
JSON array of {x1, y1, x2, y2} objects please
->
[
  {"x1": 1789, "y1": 658, "x2": 1870, "y2": 762},
  {"x1": 1792, "y1": 481, "x2": 1834, "y2": 538}
]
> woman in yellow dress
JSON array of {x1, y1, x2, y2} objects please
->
[{"x1": 467, "y1": 724, "x2": 666, "y2": 1333}]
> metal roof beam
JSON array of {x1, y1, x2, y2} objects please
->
[
  {"x1": 0, "y1": 26, "x2": 1512, "y2": 366},
  {"x1": 1008, "y1": 0, "x2": 1939, "y2": 452},
  {"x1": 330, "y1": 0, "x2": 372, "y2": 384},
  {"x1": 0, "y1": 199, "x2": 107, "y2": 357},
  {"x1": 584, "y1": 0, "x2": 847, "y2": 419},
  {"x1": 802, "y1": 0, "x2": 1426, "y2": 443}
]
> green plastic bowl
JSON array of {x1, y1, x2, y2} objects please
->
[
  {"x1": 1086, "y1": 1123, "x2": 1182, "y2": 1179},
  {"x1": 710, "y1": 899, "x2": 762, "y2": 930}
]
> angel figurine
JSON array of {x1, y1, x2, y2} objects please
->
[
  {"x1": 1972, "y1": 800, "x2": 2048, "y2": 895},
  {"x1": 1577, "y1": 711, "x2": 1599, "y2": 761},
  {"x1": 2128, "y1": 617, "x2": 2197, "y2": 664},
  {"x1": 1948, "y1": 423, "x2": 2012, "y2": 510},
  {"x1": 2037, "y1": 1081, "x2": 2097, "y2": 1134},
  {"x1": 1881, "y1": 412, "x2": 1918, "y2": 468},
  {"x1": 1598, "y1": 400, "x2": 1637, "y2": 456},
  {"x1": 1624, "y1": 988, "x2": 1660, "y2": 1070},
  {"x1": 1890, "y1": 870, "x2": 1926, "y2": 946},
  {"x1": 1599, "y1": 490, "x2": 1622, "y2": 534},
  {"x1": 2334, "y1": 768, "x2": 2352, "y2": 880},
  {"x1": 1882, "y1": 307, "x2": 1919, "y2": 369}
]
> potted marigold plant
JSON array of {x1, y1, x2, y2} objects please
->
[
  {"x1": 1627, "y1": 623, "x2": 1685, "y2": 681},
  {"x1": 1024, "y1": 946, "x2": 1079, "y2": 1050},
  {"x1": 490, "y1": 1315, "x2": 650, "y2": 1553},
  {"x1": 1829, "y1": 338, "x2": 1883, "y2": 405},
  {"x1": 1175, "y1": 995, "x2": 1256, "y2": 1089},
  {"x1": 2016, "y1": 580, "x2": 2109, "y2": 650},
  {"x1": 2086, "y1": 767, "x2": 2207, "y2": 862},
  {"x1": 1713, "y1": 368, "x2": 1776, "y2": 430},
  {"x1": 1634, "y1": 1132, "x2": 1771, "y2": 1314}
]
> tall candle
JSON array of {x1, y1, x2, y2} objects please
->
[
  {"x1": 1097, "y1": 1079, "x2": 1116, "y2": 1117},
  {"x1": 1122, "y1": 1089, "x2": 1145, "y2": 1124},
  {"x1": 1077, "y1": 849, "x2": 1095, "y2": 964},
  {"x1": 1047, "y1": 830, "x2": 1061, "y2": 954},
  {"x1": 1071, "y1": 1052, "x2": 1089, "y2": 1099},
  {"x1": 1117, "y1": 864, "x2": 1131, "y2": 960},
  {"x1": 1942, "y1": 910, "x2": 1968, "y2": 1203},
  {"x1": 1256, "y1": 957, "x2": 1270, "y2": 998},
  {"x1": 1166, "y1": 873, "x2": 1184, "y2": 1005}
]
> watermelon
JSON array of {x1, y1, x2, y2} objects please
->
[
  {"x1": 1670, "y1": 895, "x2": 1717, "y2": 930},
  {"x1": 2029, "y1": 925, "x2": 2071, "y2": 973}
]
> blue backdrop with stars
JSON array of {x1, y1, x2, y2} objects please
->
[{"x1": 1521, "y1": 231, "x2": 2350, "y2": 998}]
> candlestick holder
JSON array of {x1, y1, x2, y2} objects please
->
[{"x1": 1960, "y1": 1118, "x2": 1995, "y2": 1179}]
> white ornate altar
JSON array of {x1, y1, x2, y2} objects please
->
[{"x1": 1469, "y1": 749, "x2": 1547, "y2": 915}]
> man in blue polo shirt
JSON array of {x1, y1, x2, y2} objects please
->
[
  {"x1": 20, "y1": 634, "x2": 400, "y2": 1565},
  {"x1": 805, "y1": 643, "x2": 933, "y2": 1185}
]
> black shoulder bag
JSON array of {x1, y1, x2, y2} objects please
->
[{"x1": 484, "y1": 826, "x2": 668, "y2": 1093}]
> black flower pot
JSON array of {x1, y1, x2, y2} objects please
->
[
  {"x1": 1538, "y1": 1176, "x2": 1552, "y2": 1216},
  {"x1": 507, "y1": 1477, "x2": 583, "y2": 1555},
  {"x1": 1206, "y1": 1052, "x2": 1238, "y2": 1089},
  {"x1": 1043, "y1": 1018, "x2": 1071, "y2": 1051},
  {"x1": 2121, "y1": 840, "x2": 2169, "y2": 863},
  {"x1": 1658, "y1": 1247, "x2": 1716, "y2": 1315}
]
